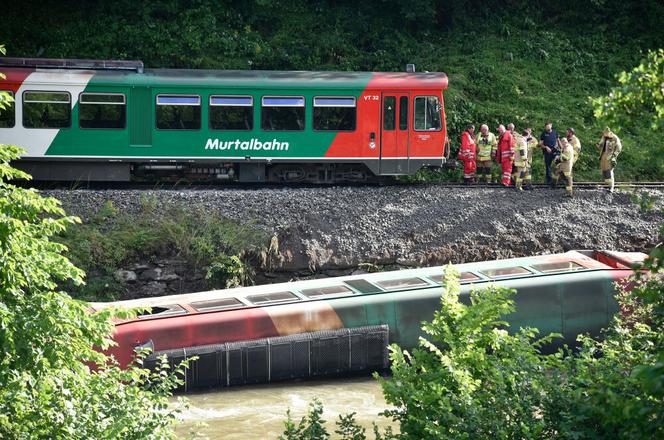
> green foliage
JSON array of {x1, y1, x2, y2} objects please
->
[
  {"x1": 629, "y1": 189, "x2": 657, "y2": 212},
  {"x1": 57, "y1": 199, "x2": 267, "y2": 299},
  {"x1": 279, "y1": 399, "x2": 330, "y2": 440},
  {"x1": 592, "y1": 49, "x2": 664, "y2": 130},
  {"x1": 0, "y1": 143, "x2": 185, "y2": 438},
  {"x1": 378, "y1": 267, "x2": 557, "y2": 439}
]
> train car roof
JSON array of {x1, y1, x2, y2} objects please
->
[
  {"x1": 90, "y1": 250, "x2": 645, "y2": 315},
  {"x1": 2, "y1": 66, "x2": 448, "y2": 90}
]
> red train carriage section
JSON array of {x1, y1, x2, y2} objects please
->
[
  {"x1": 89, "y1": 250, "x2": 646, "y2": 368},
  {"x1": 324, "y1": 72, "x2": 449, "y2": 161}
]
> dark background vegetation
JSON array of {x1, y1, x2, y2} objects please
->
[{"x1": 2, "y1": 0, "x2": 662, "y2": 181}]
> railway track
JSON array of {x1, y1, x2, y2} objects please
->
[{"x1": 22, "y1": 180, "x2": 664, "y2": 191}]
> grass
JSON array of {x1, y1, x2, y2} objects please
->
[{"x1": 57, "y1": 195, "x2": 269, "y2": 301}]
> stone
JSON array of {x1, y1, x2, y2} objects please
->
[
  {"x1": 144, "y1": 281, "x2": 167, "y2": 296},
  {"x1": 113, "y1": 269, "x2": 137, "y2": 283},
  {"x1": 129, "y1": 264, "x2": 151, "y2": 271},
  {"x1": 159, "y1": 273, "x2": 181, "y2": 282},
  {"x1": 139, "y1": 268, "x2": 162, "y2": 281}
]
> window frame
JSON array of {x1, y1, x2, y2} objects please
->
[
  {"x1": 383, "y1": 96, "x2": 396, "y2": 131},
  {"x1": 398, "y1": 95, "x2": 408, "y2": 131},
  {"x1": 78, "y1": 92, "x2": 127, "y2": 130},
  {"x1": 246, "y1": 291, "x2": 301, "y2": 305},
  {"x1": 374, "y1": 277, "x2": 430, "y2": 291},
  {"x1": 260, "y1": 95, "x2": 306, "y2": 132},
  {"x1": 22, "y1": 90, "x2": 72, "y2": 129},
  {"x1": 0, "y1": 90, "x2": 15, "y2": 128},
  {"x1": 155, "y1": 93, "x2": 202, "y2": 131},
  {"x1": 300, "y1": 285, "x2": 354, "y2": 298},
  {"x1": 413, "y1": 95, "x2": 443, "y2": 132},
  {"x1": 208, "y1": 94, "x2": 254, "y2": 131},
  {"x1": 480, "y1": 266, "x2": 533, "y2": 279},
  {"x1": 312, "y1": 95, "x2": 357, "y2": 132}
]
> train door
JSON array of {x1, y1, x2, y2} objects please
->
[{"x1": 379, "y1": 92, "x2": 409, "y2": 174}]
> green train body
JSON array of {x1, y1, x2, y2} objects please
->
[{"x1": 0, "y1": 58, "x2": 448, "y2": 182}]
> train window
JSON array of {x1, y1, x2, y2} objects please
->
[
  {"x1": 344, "y1": 279, "x2": 383, "y2": 294},
  {"x1": 209, "y1": 95, "x2": 253, "y2": 131},
  {"x1": 23, "y1": 91, "x2": 71, "y2": 129},
  {"x1": 79, "y1": 93, "x2": 126, "y2": 129},
  {"x1": 480, "y1": 266, "x2": 532, "y2": 279},
  {"x1": 383, "y1": 96, "x2": 396, "y2": 130},
  {"x1": 156, "y1": 94, "x2": 201, "y2": 130},
  {"x1": 429, "y1": 272, "x2": 480, "y2": 283},
  {"x1": 313, "y1": 97, "x2": 356, "y2": 131},
  {"x1": 136, "y1": 304, "x2": 186, "y2": 319},
  {"x1": 191, "y1": 297, "x2": 245, "y2": 312},
  {"x1": 0, "y1": 91, "x2": 15, "y2": 128},
  {"x1": 398, "y1": 96, "x2": 408, "y2": 130},
  {"x1": 414, "y1": 96, "x2": 442, "y2": 131},
  {"x1": 301, "y1": 285, "x2": 354, "y2": 298},
  {"x1": 246, "y1": 291, "x2": 299, "y2": 305},
  {"x1": 375, "y1": 277, "x2": 429, "y2": 290},
  {"x1": 531, "y1": 261, "x2": 586, "y2": 274},
  {"x1": 261, "y1": 96, "x2": 305, "y2": 131}
]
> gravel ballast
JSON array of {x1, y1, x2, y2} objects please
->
[{"x1": 45, "y1": 185, "x2": 663, "y2": 280}]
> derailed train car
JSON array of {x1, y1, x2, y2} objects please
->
[
  {"x1": 0, "y1": 57, "x2": 448, "y2": 183},
  {"x1": 90, "y1": 250, "x2": 646, "y2": 391}
]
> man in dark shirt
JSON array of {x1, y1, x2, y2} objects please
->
[{"x1": 539, "y1": 122, "x2": 559, "y2": 185}]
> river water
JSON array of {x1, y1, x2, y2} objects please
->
[{"x1": 174, "y1": 377, "x2": 396, "y2": 439}]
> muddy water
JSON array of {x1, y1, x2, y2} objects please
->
[{"x1": 174, "y1": 377, "x2": 396, "y2": 439}]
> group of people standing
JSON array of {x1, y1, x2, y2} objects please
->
[{"x1": 455, "y1": 123, "x2": 623, "y2": 196}]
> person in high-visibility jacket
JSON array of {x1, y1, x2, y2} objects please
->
[
  {"x1": 566, "y1": 128, "x2": 581, "y2": 165},
  {"x1": 596, "y1": 127, "x2": 622, "y2": 193},
  {"x1": 552, "y1": 137, "x2": 575, "y2": 197},
  {"x1": 475, "y1": 124, "x2": 497, "y2": 183},
  {"x1": 523, "y1": 127, "x2": 538, "y2": 190},
  {"x1": 513, "y1": 129, "x2": 530, "y2": 191},
  {"x1": 458, "y1": 124, "x2": 477, "y2": 184},
  {"x1": 496, "y1": 124, "x2": 515, "y2": 186}
]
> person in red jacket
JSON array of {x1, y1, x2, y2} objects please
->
[
  {"x1": 496, "y1": 124, "x2": 515, "y2": 186},
  {"x1": 458, "y1": 124, "x2": 476, "y2": 184}
]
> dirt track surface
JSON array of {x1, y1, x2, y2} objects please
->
[{"x1": 46, "y1": 185, "x2": 663, "y2": 278}]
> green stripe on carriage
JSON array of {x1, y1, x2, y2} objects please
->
[{"x1": 44, "y1": 70, "x2": 372, "y2": 157}]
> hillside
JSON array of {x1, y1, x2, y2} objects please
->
[{"x1": 2, "y1": 0, "x2": 662, "y2": 180}]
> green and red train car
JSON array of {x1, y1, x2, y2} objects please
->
[
  {"x1": 90, "y1": 250, "x2": 645, "y2": 391},
  {"x1": 0, "y1": 57, "x2": 448, "y2": 183}
]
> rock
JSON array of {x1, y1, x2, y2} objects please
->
[
  {"x1": 129, "y1": 264, "x2": 151, "y2": 271},
  {"x1": 144, "y1": 281, "x2": 167, "y2": 296},
  {"x1": 159, "y1": 273, "x2": 181, "y2": 282},
  {"x1": 113, "y1": 269, "x2": 137, "y2": 283},
  {"x1": 139, "y1": 268, "x2": 162, "y2": 281}
]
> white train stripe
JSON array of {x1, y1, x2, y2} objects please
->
[{"x1": 0, "y1": 71, "x2": 94, "y2": 157}]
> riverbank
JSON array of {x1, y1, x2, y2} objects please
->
[{"x1": 46, "y1": 185, "x2": 662, "y2": 300}]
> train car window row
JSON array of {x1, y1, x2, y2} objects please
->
[
  {"x1": 191, "y1": 297, "x2": 245, "y2": 312},
  {"x1": 531, "y1": 261, "x2": 586, "y2": 273},
  {"x1": 23, "y1": 91, "x2": 71, "y2": 129},
  {"x1": 0, "y1": 90, "x2": 15, "y2": 128},
  {"x1": 414, "y1": 96, "x2": 442, "y2": 131},
  {"x1": 301, "y1": 285, "x2": 354, "y2": 298},
  {"x1": 429, "y1": 272, "x2": 481, "y2": 283},
  {"x1": 209, "y1": 95, "x2": 253, "y2": 131},
  {"x1": 246, "y1": 291, "x2": 300, "y2": 305},
  {"x1": 79, "y1": 93, "x2": 126, "y2": 129},
  {"x1": 480, "y1": 266, "x2": 532, "y2": 279},
  {"x1": 313, "y1": 97, "x2": 356, "y2": 131},
  {"x1": 375, "y1": 277, "x2": 430, "y2": 290},
  {"x1": 156, "y1": 94, "x2": 202, "y2": 130}
]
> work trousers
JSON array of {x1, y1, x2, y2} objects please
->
[
  {"x1": 544, "y1": 152, "x2": 556, "y2": 184},
  {"x1": 501, "y1": 157, "x2": 514, "y2": 186},
  {"x1": 477, "y1": 159, "x2": 492, "y2": 182},
  {"x1": 462, "y1": 160, "x2": 476, "y2": 180}
]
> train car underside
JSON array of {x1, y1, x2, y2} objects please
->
[{"x1": 14, "y1": 158, "x2": 437, "y2": 184}]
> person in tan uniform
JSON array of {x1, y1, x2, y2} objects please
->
[
  {"x1": 596, "y1": 127, "x2": 622, "y2": 193},
  {"x1": 553, "y1": 137, "x2": 575, "y2": 197},
  {"x1": 512, "y1": 129, "x2": 529, "y2": 191},
  {"x1": 566, "y1": 128, "x2": 581, "y2": 165},
  {"x1": 523, "y1": 127, "x2": 538, "y2": 190},
  {"x1": 475, "y1": 124, "x2": 497, "y2": 183}
]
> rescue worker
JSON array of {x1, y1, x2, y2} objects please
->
[
  {"x1": 507, "y1": 123, "x2": 518, "y2": 184},
  {"x1": 523, "y1": 127, "x2": 538, "y2": 190},
  {"x1": 566, "y1": 128, "x2": 581, "y2": 165},
  {"x1": 539, "y1": 122, "x2": 559, "y2": 185},
  {"x1": 596, "y1": 127, "x2": 622, "y2": 193},
  {"x1": 458, "y1": 124, "x2": 477, "y2": 184},
  {"x1": 475, "y1": 124, "x2": 497, "y2": 183},
  {"x1": 496, "y1": 124, "x2": 515, "y2": 186},
  {"x1": 513, "y1": 129, "x2": 529, "y2": 191},
  {"x1": 552, "y1": 137, "x2": 574, "y2": 197}
]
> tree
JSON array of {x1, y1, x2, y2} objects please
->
[
  {"x1": 0, "y1": 48, "x2": 186, "y2": 439},
  {"x1": 592, "y1": 49, "x2": 664, "y2": 130}
]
